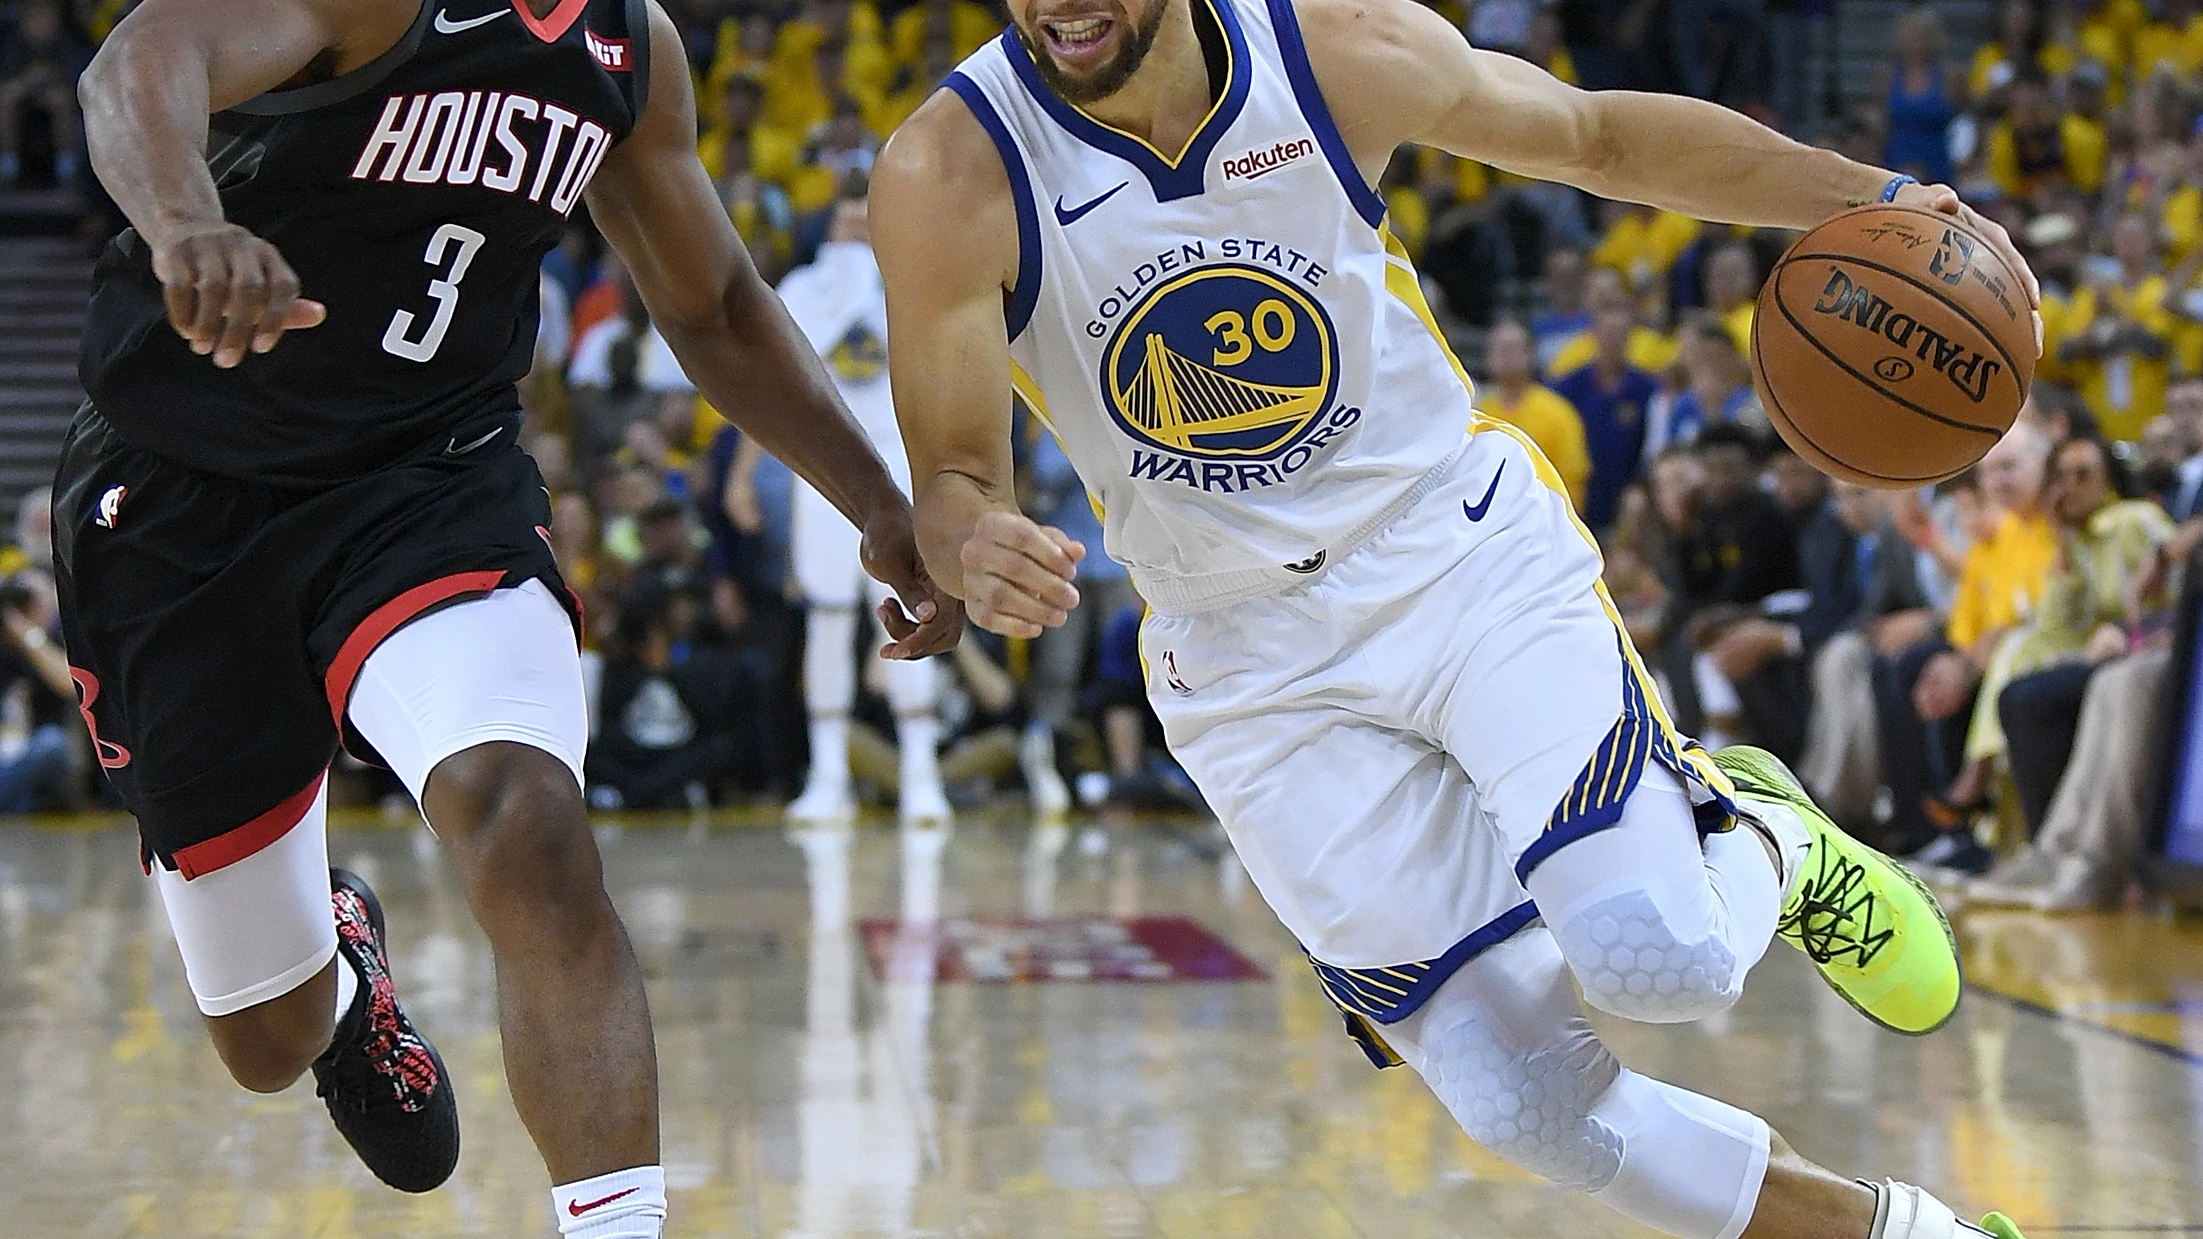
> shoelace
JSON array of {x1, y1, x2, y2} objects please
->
[{"x1": 1777, "y1": 841, "x2": 1895, "y2": 968}]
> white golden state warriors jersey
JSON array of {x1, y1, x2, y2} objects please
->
[
  {"x1": 948, "y1": 0, "x2": 1477, "y2": 611},
  {"x1": 778, "y1": 240, "x2": 906, "y2": 475}
]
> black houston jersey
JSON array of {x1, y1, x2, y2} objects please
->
[{"x1": 80, "y1": 0, "x2": 651, "y2": 484}]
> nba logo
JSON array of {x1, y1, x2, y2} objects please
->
[
  {"x1": 1163, "y1": 650, "x2": 1192, "y2": 696},
  {"x1": 94, "y1": 485, "x2": 125, "y2": 530}
]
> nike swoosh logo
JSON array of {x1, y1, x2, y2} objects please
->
[
  {"x1": 568, "y1": 1187, "x2": 640, "y2": 1217},
  {"x1": 434, "y1": 8, "x2": 507, "y2": 33},
  {"x1": 1054, "y1": 182, "x2": 1128, "y2": 227},
  {"x1": 444, "y1": 426, "x2": 503, "y2": 456},
  {"x1": 1461, "y1": 460, "x2": 1505, "y2": 522}
]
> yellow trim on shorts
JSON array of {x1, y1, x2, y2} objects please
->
[{"x1": 1377, "y1": 225, "x2": 1736, "y2": 806}]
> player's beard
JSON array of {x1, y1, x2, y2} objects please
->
[{"x1": 1015, "y1": 0, "x2": 1168, "y2": 105}]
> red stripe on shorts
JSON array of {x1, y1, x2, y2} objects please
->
[
  {"x1": 171, "y1": 770, "x2": 328, "y2": 880},
  {"x1": 323, "y1": 570, "x2": 509, "y2": 729}
]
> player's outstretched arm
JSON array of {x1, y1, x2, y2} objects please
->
[
  {"x1": 585, "y1": 1, "x2": 960, "y2": 659},
  {"x1": 872, "y1": 93, "x2": 1084, "y2": 640},
  {"x1": 1299, "y1": 0, "x2": 2036, "y2": 307},
  {"x1": 77, "y1": 0, "x2": 363, "y2": 365}
]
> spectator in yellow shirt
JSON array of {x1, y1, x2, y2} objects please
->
[
  {"x1": 2055, "y1": 212, "x2": 2174, "y2": 443},
  {"x1": 1482, "y1": 320, "x2": 1592, "y2": 509},
  {"x1": 1986, "y1": 71, "x2": 2109, "y2": 202},
  {"x1": 1884, "y1": 421, "x2": 2054, "y2": 850},
  {"x1": 1590, "y1": 200, "x2": 1702, "y2": 296},
  {"x1": 1547, "y1": 267, "x2": 1682, "y2": 377},
  {"x1": 871, "y1": 36, "x2": 959, "y2": 136},
  {"x1": 889, "y1": 0, "x2": 1000, "y2": 69},
  {"x1": 697, "y1": 76, "x2": 802, "y2": 188}
]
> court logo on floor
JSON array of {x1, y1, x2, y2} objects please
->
[{"x1": 859, "y1": 916, "x2": 1266, "y2": 983}]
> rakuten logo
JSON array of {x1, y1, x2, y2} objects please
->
[{"x1": 1221, "y1": 137, "x2": 1314, "y2": 181}]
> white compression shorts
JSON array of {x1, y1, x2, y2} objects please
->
[{"x1": 154, "y1": 579, "x2": 587, "y2": 1016}]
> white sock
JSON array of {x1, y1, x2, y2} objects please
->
[
  {"x1": 1869, "y1": 1180, "x2": 1992, "y2": 1239},
  {"x1": 332, "y1": 951, "x2": 360, "y2": 1027},
  {"x1": 554, "y1": 1165, "x2": 667, "y2": 1238},
  {"x1": 803, "y1": 605, "x2": 858, "y2": 790},
  {"x1": 806, "y1": 716, "x2": 850, "y2": 788},
  {"x1": 896, "y1": 714, "x2": 943, "y2": 789}
]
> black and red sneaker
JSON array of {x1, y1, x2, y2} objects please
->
[{"x1": 313, "y1": 868, "x2": 461, "y2": 1193}]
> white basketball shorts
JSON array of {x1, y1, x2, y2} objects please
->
[{"x1": 1140, "y1": 422, "x2": 1736, "y2": 1055}]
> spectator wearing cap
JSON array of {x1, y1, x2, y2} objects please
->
[{"x1": 1482, "y1": 320, "x2": 1591, "y2": 511}]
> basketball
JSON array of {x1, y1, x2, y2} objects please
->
[{"x1": 1750, "y1": 203, "x2": 2034, "y2": 487}]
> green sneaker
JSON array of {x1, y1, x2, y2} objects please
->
[
  {"x1": 1714, "y1": 746, "x2": 1962, "y2": 1035},
  {"x1": 1980, "y1": 1213, "x2": 2027, "y2": 1239}
]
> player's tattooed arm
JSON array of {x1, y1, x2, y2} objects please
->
[
  {"x1": 77, "y1": 0, "x2": 403, "y2": 366},
  {"x1": 871, "y1": 93, "x2": 1085, "y2": 641},
  {"x1": 586, "y1": 1, "x2": 962, "y2": 659},
  {"x1": 1294, "y1": 0, "x2": 2037, "y2": 309}
]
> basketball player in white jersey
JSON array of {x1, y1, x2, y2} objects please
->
[
  {"x1": 869, "y1": 1, "x2": 2040, "y2": 1237},
  {"x1": 777, "y1": 195, "x2": 953, "y2": 828}
]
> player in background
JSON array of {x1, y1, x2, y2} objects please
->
[
  {"x1": 67, "y1": 1, "x2": 958, "y2": 1236},
  {"x1": 733, "y1": 191, "x2": 954, "y2": 829},
  {"x1": 870, "y1": 0, "x2": 2039, "y2": 1237}
]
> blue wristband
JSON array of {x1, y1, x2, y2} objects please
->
[{"x1": 1880, "y1": 174, "x2": 1919, "y2": 202}]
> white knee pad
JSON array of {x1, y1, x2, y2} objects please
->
[
  {"x1": 1413, "y1": 997, "x2": 1626, "y2": 1191},
  {"x1": 1389, "y1": 931, "x2": 1769, "y2": 1239},
  {"x1": 1588, "y1": 1069, "x2": 1770, "y2": 1239},
  {"x1": 1548, "y1": 888, "x2": 1746, "y2": 1024},
  {"x1": 1528, "y1": 767, "x2": 1776, "y2": 1025}
]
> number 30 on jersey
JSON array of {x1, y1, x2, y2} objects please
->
[{"x1": 382, "y1": 223, "x2": 485, "y2": 363}]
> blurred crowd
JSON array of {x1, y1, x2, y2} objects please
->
[{"x1": 2, "y1": 0, "x2": 2201, "y2": 913}]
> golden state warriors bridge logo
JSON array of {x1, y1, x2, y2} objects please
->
[{"x1": 1104, "y1": 264, "x2": 1356, "y2": 493}]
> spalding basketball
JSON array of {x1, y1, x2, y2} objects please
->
[{"x1": 1750, "y1": 204, "x2": 2033, "y2": 487}]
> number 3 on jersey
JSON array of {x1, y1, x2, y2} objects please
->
[{"x1": 383, "y1": 223, "x2": 486, "y2": 363}]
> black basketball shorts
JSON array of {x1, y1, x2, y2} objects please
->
[{"x1": 53, "y1": 405, "x2": 575, "y2": 878}]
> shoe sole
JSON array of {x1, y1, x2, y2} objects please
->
[{"x1": 1717, "y1": 747, "x2": 1964, "y2": 1037}]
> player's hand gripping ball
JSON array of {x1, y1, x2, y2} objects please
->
[{"x1": 1750, "y1": 201, "x2": 2038, "y2": 487}]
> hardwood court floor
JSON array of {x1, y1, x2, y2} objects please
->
[{"x1": 2, "y1": 812, "x2": 2201, "y2": 1238}]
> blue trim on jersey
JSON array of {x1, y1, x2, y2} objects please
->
[
  {"x1": 998, "y1": 0, "x2": 1251, "y2": 203},
  {"x1": 945, "y1": 72, "x2": 1044, "y2": 341},
  {"x1": 1263, "y1": 0, "x2": 1387, "y2": 228}
]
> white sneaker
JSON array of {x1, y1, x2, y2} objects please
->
[
  {"x1": 1020, "y1": 725, "x2": 1073, "y2": 819},
  {"x1": 2031, "y1": 855, "x2": 2114, "y2": 913},
  {"x1": 787, "y1": 778, "x2": 857, "y2": 826},
  {"x1": 1966, "y1": 848, "x2": 2058, "y2": 905},
  {"x1": 899, "y1": 779, "x2": 953, "y2": 829}
]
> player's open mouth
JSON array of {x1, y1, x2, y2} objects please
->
[{"x1": 1039, "y1": 14, "x2": 1116, "y2": 63}]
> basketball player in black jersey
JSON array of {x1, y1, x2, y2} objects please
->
[{"x1": 65, "y1": 0, "x2": 960, "y2": 1233}]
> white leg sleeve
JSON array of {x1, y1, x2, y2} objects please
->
[
  {"x1": 1383, "y1": 929, "x2": 1770, "y2": 1239},
  {"x1": 153, "y1": 781, "x2": 336, "y2": 1017},
  {"x1": 346, "y1": 578, "x2": 589, "y2": 804},
  {"x1": 803, "y1": 605, "x2": 860, "y2": 719},
  {"x1": 1526, "y1": 764, "x2": 1782, "y2": 1024}
]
